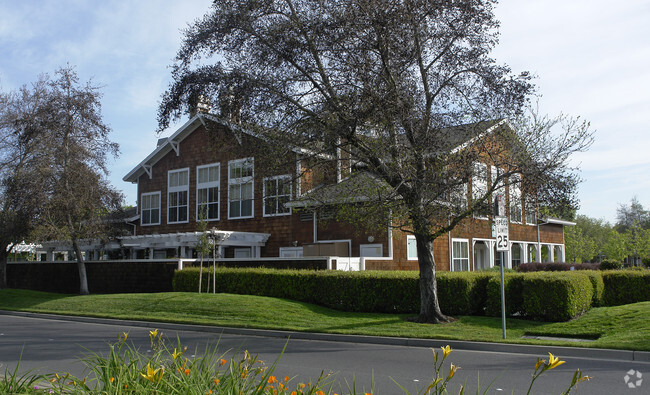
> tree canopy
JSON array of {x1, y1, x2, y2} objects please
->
[
  {"x1": 160, "y1": 0, "x2": 592, "y2": 323},
  {"x1": 0, "y1": 66, "x2": 123, "y2": 293}
]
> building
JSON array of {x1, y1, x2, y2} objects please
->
[{"x1": 116, "y1": 111, "x2": 573, "y2": 271}]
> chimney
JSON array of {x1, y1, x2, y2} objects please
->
[
  {"x1": 219, "y1": 86, "x2": 242, "y2": 124},
  {"x1": 188, "y1": 94, "x2": 212, "y2": 118}
]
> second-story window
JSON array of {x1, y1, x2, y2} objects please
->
[
  {"x1": 509, "y1": 174, "x2": 522, "y2": 223},
  {"x1": 141, "y1": 192, "x2": 161, "y2": 226},
  {"x1": 168, "y1": 168, "x2": 189, "y2": 223},
  {"x1": 197, "y1": 163, "x2": 220, "y2": 221},
  {"x1": 472, "y1": 162, "x2": 489, "y2": 219},
  {"x1": 228, "y1": 158, "x2": 254, "y2": 219},
  {"x1": 263, "y1": 175, "x2": 291, "y2": 216}
]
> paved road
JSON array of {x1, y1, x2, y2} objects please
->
[{"x1": 0, "y1": 312, "x2": 647, "y2": 394}]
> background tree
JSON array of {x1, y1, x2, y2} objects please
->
[
  {"x1": 615, "y1": 197, "x2": 649, "y2": 232},
  {"x1": 26, "y1": 66, "x2": 122, "y2": 295},
  {"x1": 0, "y1": 78, "x2": 50, "y2": 289},
  {"x1": 564, "y1": 214, "x2": 611, "y2": 263},
  {"x1": 159, "y1": 0, "x2": 591, "y2": 323}
]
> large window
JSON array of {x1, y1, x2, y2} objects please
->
[
  {"x1": 228, "y1": 158, "x2": 254, "y2": 219},
  {"x1": 141, "y1": 192, "x2": 160, "y2": 226},
  {"x1": 452, "y1": 239, "x2": 469, "y2": 271},
  {"x1": 509, "y1": 174, "x2": 522, "y2": 223},
  {"x1": 263, "y1": 175, "x2": 291, "y2": 217},
  {"x1": 525, "y1": 196, "x2": 537, "y2": 225},
  {"x1": 197, "y1": 163, "x2": 220, "y2": 221},
  {"x1": 511, "y1": 243, "x2": 523, "y2": 268},
  {"x1": 472, "y1": 162, "x2": 490, "y2": 219},
  {"x1": 168, "y1": 168, "x2": 189, "y2": 223}
]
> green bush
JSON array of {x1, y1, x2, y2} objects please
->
[
  {"x1": 485, "y1": 273, "x2": 525, "y2": 317},
  {"x1": 436, "y1": 272, "x2": 495, "y2": 316},
  {"x1": 600, "y1": 260, "x2": 622, "y2": 270},
  {"x1": 583, "y1": 271, "x2": 605, "y2": 306},
  {"x1": 522, "y1": 272, "x2": 593, "y2": 322},
  {"x1": 601, "y1": 270, "x2": 650, "y2": 306}
]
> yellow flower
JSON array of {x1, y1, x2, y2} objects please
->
[
  {"x1": 268, "y1": 376, "x2": 277, "y2": 384},
  {"x1": 141, "y1": 363, "x2": 164, "y2": 383},
  {"x1": 534, "y1": 358, "x2": 545, "y2": 371},
  {"x1": 183, "y1": 368, "x2": 191, "y2": 376},
  {"x1": 299, "y1": 383, "x2": 306, "y2": 389},
  {"x1": 219, "y1": 358, "x2": 228, "y2": 366},
  {"x1": 447, "y1": 363, "x2": 458, "y2": 379},
  {"x1": 121, "y1": 332, "x2": 128, "y2": 341},
  {"x1": 213, "y1": 378, "x2": 220, "y2": 385},
  {"x1": 172, "y1": 348, "x2": 182, "y2": 360},
  {"x1": 285, "y1": 375, "x2": 290, "y2": 382},
  {"x1": 149, "y1": 329, "x2": 159, "y2": 344},
  {"x1": 109, "y1": 377, "x2": 115, "y2": 383},
  {"x1": 441, "y1": 345, "x2": 452, "y2": 358},
  {"x1": 547, "y1": 353, "x2": 565, "y2": 370}
]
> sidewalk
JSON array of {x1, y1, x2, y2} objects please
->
[{"x1": 3, "y1": 309, "x2": 649, "y2": 363}]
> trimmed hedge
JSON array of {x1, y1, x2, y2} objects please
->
[
  {"x1": 485, "y1": 273, "x2": 525, "y2": 317},
  {"x1": 173, "y1": 267, "x2": 650, "y2": 321},
  {"x1": 517, "y1": 262, "x2": 600, "y2": 272},
  {"x1": 521, "y1": 272, "x2": 593, "y2": 321},
  {"x1": 601, "y1": 270, "x2": 650, "y2": 306}
]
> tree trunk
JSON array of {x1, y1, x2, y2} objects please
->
[
  {"x1": 414, "y1": 233, "x2": 450, "y2": 324},
  {"x1": 199, "y1": 253, "x2": 203, "y2": 293},
  {"x1": 71, "y1": 238, "x2": 90, "y2": 295}
]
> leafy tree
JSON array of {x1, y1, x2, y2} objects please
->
[
  {"x1": 564, "y1": 215, "x2": 611, "y2": 263},
  {"x1": 602, "y1": 229, "x2": 627, "y2": 263},
  {"x1": 23, "y1": 66, "x2": 122, "y2": 295},
  {"x1": 0, "y1": 78, "x2": 51, "y2": 288},
  {"x1": 615, "y1": 197, "x2": 649, "y2": 232},
  {"x1": 159, "y1": 0, "x2": 592, "y2": 323}
]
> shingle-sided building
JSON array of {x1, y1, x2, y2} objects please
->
[{"x1": 122, "y1": 112, "x2": 573, "y2": 271}]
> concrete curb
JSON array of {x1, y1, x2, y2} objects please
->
[{"x1": 2, "y1": 310, "x2": 648, "y2": 363}]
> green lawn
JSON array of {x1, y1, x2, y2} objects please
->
[{"x1": 1, "y1": 289, "x2": 648, "y2": 351}]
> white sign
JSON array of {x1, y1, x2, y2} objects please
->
[{"x1": 494, "y1": 216, "x2": 509, "y2": 251}]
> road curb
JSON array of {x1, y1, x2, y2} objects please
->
[{"x1": 1, "y1": 310, "x2": 648, "y2": 363}]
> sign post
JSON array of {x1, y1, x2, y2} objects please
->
[{"x1": 494, "y1": 194, "x2": 508, "y2": 339}]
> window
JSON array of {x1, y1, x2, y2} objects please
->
[
  {"x1": 263, "y1": 175, "x2": 291, "y2": 217},
  {"x1": 360, "y1": 244, "x2": 383, "y2": 257},
  {"x1": 472, "y1": 163, "x2": 490, "y2": 219},
  {"x1": 511, "y1": 243, "x2": 523, "y2": 268},
  {"x1": 197, "y1": 163, "x2": 220, "y2": 221},
  {"x1": 525, "y1": 196, "x2": 537, "y2": 225},
  {"x1": 141, "y1": 192, "x2": 161, "y2": 226},
  {"x1": 509, "y1": 174, "x2": 522, "y2": 223},
  {"x1": 452, "y1": 239, "x2": 469, "y2": 271},
  {"x1": 228, "y1": 158, "x2": 254, "y2": 219},
  {"x1": 168, "y1": 168, "x2": 189, "y2": 223},
  {"x1": 407, "y1": 235, "x2": 418, "y2": 260}
]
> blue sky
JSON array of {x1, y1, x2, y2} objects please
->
[{"x1": 1, "y1": 0, "x2": 648, "y2": 224}]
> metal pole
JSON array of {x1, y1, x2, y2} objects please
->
[{"x1": 500, "y1": 250, "x2": 506, "y2": 339}]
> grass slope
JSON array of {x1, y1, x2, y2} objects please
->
[{"x1": 0, "y1": 289, "x2": 647, "y2": 351}]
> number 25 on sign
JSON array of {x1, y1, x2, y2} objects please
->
[{"x1": 494, "y1": 217, "x2": 509, "y2": 251}]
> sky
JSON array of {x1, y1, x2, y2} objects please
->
[{"x1": 1, "y1": 0, "x2": 648, "y2": 224}]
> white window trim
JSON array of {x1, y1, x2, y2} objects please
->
[
  {"x1": 472, "y1": 162, "x2": 489, "y2": 220},
  {"x1": 360, "y1": 243, "x2": 383, "y2": 258},
  {"x1": 141, "y1": 191, "x2": 161, "y2": 226},
  {"x1": 451, "y1": 238, "x2": 470, "y2": 272},
  {"x1": 196, "y1": 163, "x2": 220, "y2": 222},
  {"x1": 509, "y1": 174, "x2": 522, "y2": 224},
  {"x1": 406, "y1": 235, "x2": 418, "y2": 260},
  {"x1": 279, "y1": 246, "x2": 303, "y2": 258},
  {"x1": 263, "y1": 174, "x2": 292, "y2": 217},
  {"x1": 168, "y1": 168, "x2": 190, "y2": 224},
  {"x1": 525, "y1": 196, "x2": 537, "y2": 226},
  {"x1": 228, "y1": 158, "x2": 254, "y2": 220}
]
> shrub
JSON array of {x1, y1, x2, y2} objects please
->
[
  {"x1": 583, "y1": 271, "x2": 605, "y2": 306},
  {"x1": 517, "y1": 262, "x2": 599, "y2": 272},
  {"x1": 521, "y1": 272, "x2": 593, "y2": 321},
  {"x1": 436, "y1": 272, "x2": 495, "y2": 316},
  {"x1": 601, "y1": 270, "x2": 650, "y2": 306},
  {"x1": 485, "y1": 273, "x2": 525, "y2": 317},
  {"x1": 600, "y1": 260, "x2": 622, "y2": 270}
]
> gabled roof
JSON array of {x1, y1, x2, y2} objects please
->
[{"x1": 123, "y1": 113, "x2": 315, "y2": 183}]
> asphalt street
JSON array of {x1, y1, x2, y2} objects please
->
[{"x1": 0, "y1": 312, "x2": 647, "y2": 394}]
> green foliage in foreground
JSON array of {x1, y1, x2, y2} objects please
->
[
  {"x1": 174, "y1": 267, "x2": 650, "y2": 321},
  {"x1": 1, "y1": 328, "x2": 590, "y2": 395},
  {"x1": 0, "y1": 289, "x2": 648, "y2": 351}
]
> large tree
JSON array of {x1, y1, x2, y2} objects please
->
[
  {"x1": 19, "y1": 67, "x2": 122, "y2": 295},
  {"x1": 0, "y1": 78, "x2": 50, "y2": 288},
  {"x1": 159, "y1": 0, "x2": 591, "y2": 323}
]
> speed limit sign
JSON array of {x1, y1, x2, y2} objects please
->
[{"x1": 494, "y1": 216, "x2": 509, "y2": 251}]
